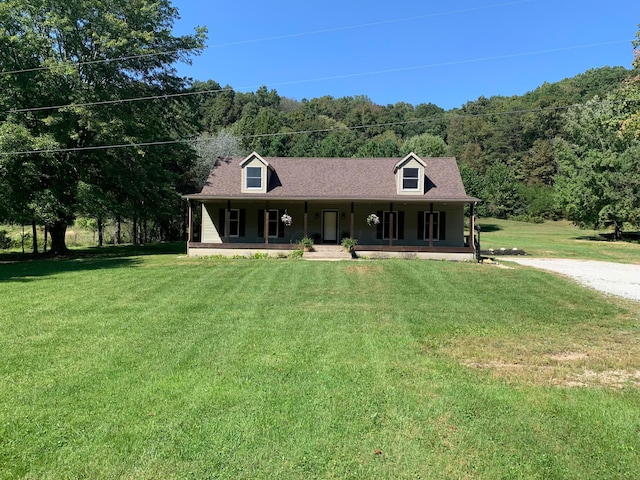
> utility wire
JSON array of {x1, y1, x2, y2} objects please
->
[
  {"x1": 2, "y1": 98, "x2": 637, "y2": 157},
  {"x1": 2, "y1": 39, "x2": 631, "y2": 116},
  {"x1": 0, "y1": 47, "x2": 204, "y2": 76},
  {"x1": 207, "y1": 0, "x2": 533, "y2": 48},
  {"x1": 0, "y1": 0, "x2": 529, "y2": 76}
]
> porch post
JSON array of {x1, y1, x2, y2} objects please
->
[
  {"x1": 187, "y1": 200, "x2": 193, "y2": 243},
  {"x1": 350, "y1": 202, "x2": 354, "y2": 238},
  {"x1": 264, "y1": 201, "x2": 269, "y2": 245},
  {"x1": 304, "y1": 201, "x2": 308, "y2": 238},
  {"x1": 428, "y1": 202, "x2": 434, "y2": 248},
  {"x1": 469, "y1": 202, "x2": 475, "y2": 251},
  {"x1": 388, "y1": 202, "x2": 394, "y2": 247},
  {"x1": 224, "y1": 200, "x2": 231, "y2": 242}
]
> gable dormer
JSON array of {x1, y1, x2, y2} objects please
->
[
  {"x1": 240, "y1": 152, "x2": 271, "y2": 193},
  {"x1": 393, "y1": 152, "x2": 427, "y2": 194}
]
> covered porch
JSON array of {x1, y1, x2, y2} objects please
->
[{"x1": 185, "y1": 198, "x2": 479, "y2": 261}]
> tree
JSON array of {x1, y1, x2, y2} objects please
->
[
  {"x1": 190, "y1": 129, "x2": 243, "y2": 191},
  {"x1": 401, "y1": 133, "x2": 447, "y2": 157},
  {"x1": 0, "y1": 122, "x2": 58, "y2": 224},
  {"x1": 554, "y1": 82, "x2": 640, "y2": 232},
  {"x1": 355, "y1": 131, "x2": 401, "y2": 157},
  {"x1": 482, "y1": 163, "x2": 525, "y2": 219},
  {"x1": 0, "y1": 0, "x2": 206, "y2": 253}
]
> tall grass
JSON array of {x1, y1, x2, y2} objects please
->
[{"x1": 1, "y1": 252, "x2": 639, "y2": 478}]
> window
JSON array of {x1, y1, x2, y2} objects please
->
[
  {"x1": 383, "y1": 211, "x2": 399, "y2": 240},
  {"x1": 246, "y1": 166, "x2": 262, "y2": 189},
  {"x1": 229, "y1": 209, "x2": 240, "y2": 237},
  {"x1": 267, "y1": 210, "x2": 278, "y2": 237},
  {"x1": 423, "y1": 212, "x2": 440, "y2": 241},
  {"x1": 402, "y1": 167, "x2": 420, "y2": 191}
]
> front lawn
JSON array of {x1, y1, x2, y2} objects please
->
[
  {"x1": 1, "y1": 252, "x2": 639, "y2": 478},
  {"x1": 479, "y1": 218, "x2": 640, "y2": 263}
]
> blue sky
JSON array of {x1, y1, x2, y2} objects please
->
[{"x1": 171, "y1": 0, "x2": 638, "y2": 110}]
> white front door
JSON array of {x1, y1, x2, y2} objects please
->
[{"x1": 323, "y1": 211, "x2": 338, "y2": 243}]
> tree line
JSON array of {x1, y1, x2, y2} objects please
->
[
  {"x1": 191, "y1": 64, "x2": 639, "y2": 229},
  {"x1": 1, "y1": 1, "x2": 639, "y2": 254}
]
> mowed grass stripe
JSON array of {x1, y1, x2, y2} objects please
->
[{"x1": 1, "y1": 255, "x2": 639, "y2": 478}]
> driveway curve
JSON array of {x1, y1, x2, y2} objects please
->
[{"x1": 505, "y1": 258, "x2": 640, "y2": 302}]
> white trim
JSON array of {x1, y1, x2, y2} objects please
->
[
  {"x1": 245, "y1": 166, "x2": 263, "y2": 190},
  {"x1": 239, "y1": 151, "x2": 270, "y2": 168},
  {"x1": 393, "y1": 152, "x2": 426, "y2": 173},
  {"x1": 401, "y1": 166, "x2": 420, "y2": 191}
]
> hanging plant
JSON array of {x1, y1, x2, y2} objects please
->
[
  {"x1": 366, "y1": 213, "x2": 380, "y2": 227},
  {"x1": 281, "y1": 213, "x2": 292, "y2": 227}
]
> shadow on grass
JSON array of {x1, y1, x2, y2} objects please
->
[
  {"x1": 572, "y1": 233, "x2": 640, "y2": 243},
  {"x1": 477, "y1": 223, "x2": 502, "y2": 233},
  {"x1": 0, "y1": 242, "x2": 185, "y2": 283}
]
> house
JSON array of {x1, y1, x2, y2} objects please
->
[{"x1": 183, "y1": 152, "x2": 480, "y2": 260}]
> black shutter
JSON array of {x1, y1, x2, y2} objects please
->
[
  {"x1": 239, "y1": 209, "x2": 246, "y2": 237},
  {"x1": 398, "y1": 211, "x2": 405, "y2": 240},
  {"x1": 278, "y1": 209, "x2": 285, "y2": 238},
  {"x1": 218, "y1": 208, "x2": 226, "y2": 237},
  {"x1": 258, "y1": 209, "x2": 264, "y2": 238},
  {"x1": 417, "y1": 211, "x2": 424, "y2": 240},
  {"x1": 376, "y1": 210, "x2": 383, "y2": 239},
  {"x1": 440, "y1": 211, "x2": 446, "y2": 240}
]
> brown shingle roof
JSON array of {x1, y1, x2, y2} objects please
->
[{"x1": 188, "y1": 154, "x2": 479, "y2": 203}]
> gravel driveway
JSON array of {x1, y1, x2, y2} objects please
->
[{"x1": 505, "y1": 258, "x2": 640, "y2": 301}]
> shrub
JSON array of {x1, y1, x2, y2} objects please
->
[{"x1": 0, "y1": 230, "x2": 12, "y2": 249}]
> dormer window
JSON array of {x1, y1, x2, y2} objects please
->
[
  {"x1": 402, "y1": 167, "x2": 420, "y2": 191},
  {"x1": 240, "y1": 152, "x2": 270, "y2": 193},
  {"x1": 394, "y1": 152, "x2": 426, "y2": 194},
  {"x1": 246, "y1": 166, "x2": 262, "y2": 189}
]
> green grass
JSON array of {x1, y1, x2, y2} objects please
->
[
  {"x1": 1, "y1": 250, "x2": 640, "y2": 478},
  {"x1": 479, "y1": 218, "x2": 640, "y2": 263}
]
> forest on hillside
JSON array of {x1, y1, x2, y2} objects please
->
[
  {"x1": 189, "y1": 65, "x2": 639, "y2": 227},
  {"x1": 1, "y1": 0, "x2": 639, "y2": 253}
]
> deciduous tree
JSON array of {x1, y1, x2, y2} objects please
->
[{"x1": 0, "y1": 0, "x2": 206, "y2": 253}]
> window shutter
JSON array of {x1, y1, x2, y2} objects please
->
[
  {"x1": 218, "y1": 208, "x2": 226, "y2": 237},
  {"x1": 376, "y1": 210, "x2": 383, "y2": 239},
  {"x1": 278, "y1": 209, "x2": 285, "y2": 238},
  {"x1": 258, "y1": 209, "x2": 264, "y2": 238},
  {"x1": 440, "y1": 212, "x2": 446, "y2": 240},
  {"x1": 398, "y1": 211, "x2": 405, "y2": 240},
  {"x1": 417, "y1": 211, "x2": 424, "y2": 240},
  {"x1": 239, "y1": 209, "x2": 246, "y2": 237}
]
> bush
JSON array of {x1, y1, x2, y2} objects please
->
[{"x1": 0, "y1": 230, "x2": 12, "y2": 249}]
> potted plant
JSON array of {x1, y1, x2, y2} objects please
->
[
  {"x1": 298, "y1": 236, "x2": 314, "y2": 252},
  {"x1": 341, "y1": 237, "x2": 358, "y2": 252},
  {"x1": 367, "y1": 213, "x2": 380, "y2": 227}
]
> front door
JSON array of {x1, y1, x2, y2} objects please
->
[{"x1": 322, "y1": 210, "x2": 338, "y2": 243}]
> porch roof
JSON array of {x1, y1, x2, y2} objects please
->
[{"x1": 184, "y1": 155, "x2": 480, "y2": 203}]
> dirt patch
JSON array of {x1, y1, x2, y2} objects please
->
[
  {"x1": 345, "y1": 264, "x2": 383, "y2": 275},
  {"x1": 549, "y1": 352, "x2": 588, "y2": 361},
  {"x1": 564, "y1": 369, "x2": 640, "y2": 388},
  {"x1": 464, "y1": 360, "x2": 640, "y2": 388}
]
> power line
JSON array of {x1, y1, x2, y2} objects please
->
[
  {"x1": 207, "y1": 0, "x2": 533, "y2": 49},
  {"x1": 0, "y1": 0, "x2": 530, "y2": 76},
  {"x1": 2, "y1": 98, "x2": 637, "y2": 157},
  {"x1": 0, "y1": 47, "x2": 204, "y2": 76},
  {"x1": 3, "y1": 39, "x2": 631, "y2": 116}
]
